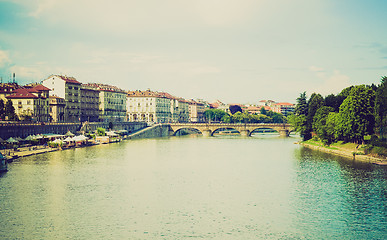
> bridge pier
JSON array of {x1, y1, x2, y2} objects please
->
[
  {"x1": 202, "y1": 129, "x2": 212, "y2": 137},
  {"x1": 240, "y1": 130, "x2": 250, "y2": 137},
  {"x1": 279, "y1": 129, "x2": 290, "y2": 137}
]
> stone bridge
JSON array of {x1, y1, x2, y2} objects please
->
[{"x1": 168, "y1": 123, "x2": 293, "y2": 137}]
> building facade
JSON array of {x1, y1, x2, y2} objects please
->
[
  {"x1": 272, "y1": 102, "x2": 295, "y2": 116},
  {"x1": 188, "y1": 100, "x2": 205, "y2": 122},
  {"x1": 83, "y1": 83, "x2": 126, "y2": 122},
  {"x1": 126, "y1": 90, "x2": 171, "y2": 123},
  {"x1": 80, "y1": 85, "x2": 100, "y2": 122},
  {"x1": 42, "y1": 75, "x2": 81, "y2": 122},
  {"x1": 49, "y1": 96, "x2": 65, "y2": 122},
  {"x1": 6, "y1": 84, "x2": 50, "y2": 122}
]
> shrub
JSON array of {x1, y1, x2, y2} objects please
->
[{"x1": 372, "y1": 147, "x2": 387, "y2": 157}]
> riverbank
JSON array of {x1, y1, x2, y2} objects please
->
[
  {"x1": 299, "y1": 140, "x2": 387, "y2": 165},
  {"x1": 0, "y1": 124, "x2": 170, "y2": 162}
]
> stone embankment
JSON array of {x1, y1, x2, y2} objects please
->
[
  {"x1": 127, "y1": 124, "x2": 170, "y2": 139},
  {"x1": 300, "y1": 142, "x2": 387, "y2": 165}
]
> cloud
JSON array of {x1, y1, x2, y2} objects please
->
[
  {"x1": 0, "y1": 50, "x2": 11, "y2": 67},
  {"x1": 309, "y1": 66, "x2": 324, "y2": 72},
  {"x1": 17, "y1": 0, "x2": 263, "y2": 34},
  {"x1": 10, "y1": 65, "x2": 43, "y2": 80},
  {"x1": 308, "y1": 69, "x2": 351, "y2": 95}
]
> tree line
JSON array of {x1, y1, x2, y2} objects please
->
[
  {"x1": 289, "y1": 76, "x2": 387, "y2": 145},
  {"x1": 203, "y1": 106, "x2": 285, "y2": 124}
]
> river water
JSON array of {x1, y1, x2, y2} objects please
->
[{"x1": 1, "y1": 134, "x2": 386, "y2": 239}]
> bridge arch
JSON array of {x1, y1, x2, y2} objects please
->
[
  {"x1": 250, "y1": 127, "x2": 279, "y2": 136},
  {"x1": 212, "y1": 127, "x2": 241, "y2": 136},
  {"x1": 171, "y1": 127, "x2": 203, "y2": 136}
]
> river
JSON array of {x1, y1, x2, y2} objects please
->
[{"x1": 0, "y1": 134, "x2": 386, "y2": 239}]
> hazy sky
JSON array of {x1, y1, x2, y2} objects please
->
[{"x1": 0, "y1": 0, "x2": 386, "y2": 103}]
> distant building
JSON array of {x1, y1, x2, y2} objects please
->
[
  {"x1": 83, "y1": 83, "x2": 126, "y2": 122},
  {"x1": 42, "y1": 75, "x2": 81, "y2": 122},
  {"x1": 6, "y1": 84, "x2": 50, "y2": 122},
  {"x1": 258, "y1": 100, "x2": 276, "y2": 107},
  {"x1": 246, "y1": 105, "x2": 261, "y2": 114},
  {"x1": 272, "y1": 102, "x2": 295, "y2": 116},
  {"x1": 158, "y1": 92, "x2": 189, "y2": 123},
  {"x1": 209, "y1": 100, "x2": 230, "y2": 114},
  {"x1": 49, "y1": 96, "x2": 65, "y2": 122},
  {"x1": 80, "y1": 85, "x2": 100, "y2": 122},
  {"x1": 188, "y1": 100, "x2": 205, "y2": 122},
  {"x1": 126, "y1": 89, "x2": 171, "y2": 123}
]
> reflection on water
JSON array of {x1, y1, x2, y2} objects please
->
[{"x1": 0, "y1": 135, "x2": 386, "y2": 239}]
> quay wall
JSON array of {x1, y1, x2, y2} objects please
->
[
  {"x1": 0, "y1": 122, "x2": 147, "y2": 139},
  {"x1": 127, "y1": 124, "x2": 170, "y2": 139}
]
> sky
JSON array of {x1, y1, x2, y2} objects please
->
[{"x1": 0, "y1": 0, "x2": 386, "y2": 104}]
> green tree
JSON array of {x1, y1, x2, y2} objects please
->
[
  {"x1": 295, "y1": 92, "x2": 308, "y2": 116},
  {"x1": 325, "y1": 112, "x2": 340, "y2": 143},
  {"x1": 304, "y1": 93, "x2": 324, "y2": 140},
  {"x1": 96, "y1": 127, "x2": 106, "y2": 136},
  {"x1": 229, "y1": 105, "x2": 242, "y2": 115},
  {"x1": 375, "y1": 76, "x2": 387, "y2": 139},
  {"x1": 5, "y1": 99, "x2": 18, "y2": 121},
  {"x1": 324, "y1": 94, "x2": 341, "y2": 112},
  {"x1": 260, "y1": 107, "x2": 267, "y2": 115},
  {"x1": 337, "y1": 85, "x2": 376, "y2": 143},
  {"x1": 313, "y1": 106, "x2": 335, "y2": 145},
  {"x1": 288, "y1": 113, "x2": 308, "y2": 139},
  {"x1": 290, "y1": 92, "x2": 310, "y2": 140},
  {"x1": 266, "y1": 110, "x2": 284, "y2": 123},
  {"x1": 204, "y1": 109, "x2": 228, "y2": 122},
  {"x1": 221, "y1": 114, "x2": 231, "y2": 123},
  {"x1": 204, "y1": 109, "x2": 214, "y2": 122}
]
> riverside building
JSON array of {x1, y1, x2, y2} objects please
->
[
  {"x1": 42, "y1": 75, "x2": 81, "y2": 122},
  {"x1": 126, "y1": 90, "x2": 171, "y2": 123},
  {"x1": 158, "y1": 92, "x2": 190, "y2": 123},
  {"x1": 83, "y1": 83, "x2": 126, "y2": 122},
  {"x1": 6, "y1": 84, "x2": 50, "y2": 122},
  {"x1": 188, "y1": 100, "x2": 205, "y2": 122},
  {"x1": 49, "y1": 96, "x2": 65, "y2": 122},
  {"x1": 80, "y1": 84, "x2": 100, "y2": 122}
]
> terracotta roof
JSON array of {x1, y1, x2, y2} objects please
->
[
  {"x1": 127, "y1": 90, "x2": 162, "y2": 97},
  {"x1": 53, "y1": 75, "x2": 81, "y2": 85},
  {"x1": 246, "y1": 106, "x2": 261, "y2": 111},
  {"x1": 275, "y1": 102, "x2": 294, "y2": 106},
  {"x1": 31, "y1": 84, "x2": 51, "y2": 91},
  {"x1": 84, "y1": 83, "x2": 124, "y2": 92},
  {"x1": 6, "y1": 89, "x2": 38, "y2": 99}
]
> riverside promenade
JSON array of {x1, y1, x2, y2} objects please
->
[
  {"x1": 0, "y1": 124, "x2": 170, "y2": 161},
  {"x1": 0, "y1": 145, "x2": 58, "y2": 160}
]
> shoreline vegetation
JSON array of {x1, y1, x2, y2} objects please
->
[
  {"x1": 299, "y1": 139, "x2": 387, "y2": 165},
  {"x1": 289, "y1": 76, "x2": 387, "y2": 165}
]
